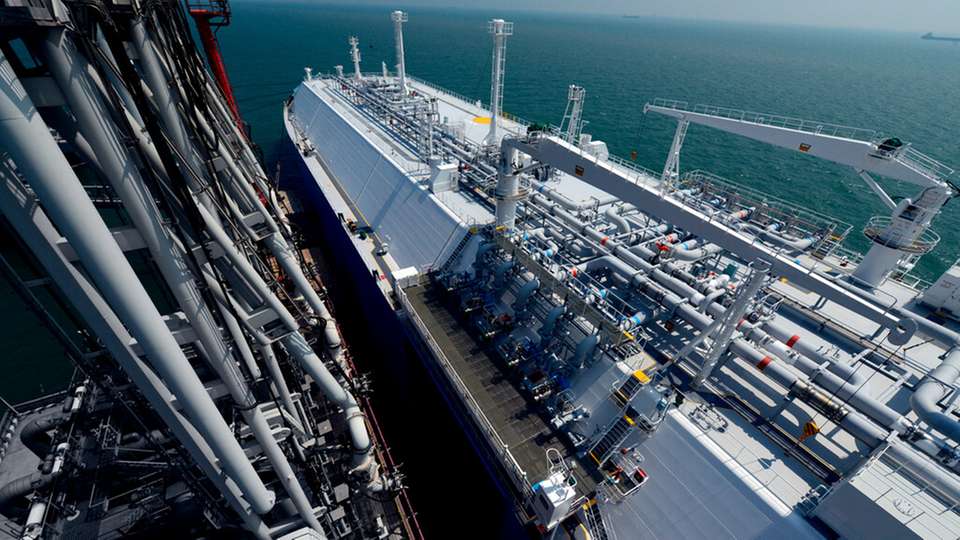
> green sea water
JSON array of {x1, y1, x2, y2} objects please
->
[{"x1": 223, "y1": 2, "x2": 960, "y2": 282}]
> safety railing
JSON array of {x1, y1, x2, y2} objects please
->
[
  {"x1": 679, "y1": 170, "x2": 853, "y2": 243},
  {"x1": 649, "y1": 98, "x2": 880, "y2": 142},
  {"x1": 395, "y1": 286, "x2": 532, "y2": 499},
  {"x1": 405, "y1": 74, "x2": 535, "y2": 130},
  {"x1": 606, "y1": 153, "x2": 660, "y2": 186},
  {"x1": 863, "y1": 216, "x2": 941, "y2": 254},
  {"x1": 406, "y1": 75, "x2": 482, "y2": 112},
  {"x1": 897, "y1": 146, "x2": 955, "y2": 182}
]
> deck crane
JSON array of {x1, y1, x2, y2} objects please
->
[{"x1": 643, "y1": 99, "x2": 957, "y2": 288}]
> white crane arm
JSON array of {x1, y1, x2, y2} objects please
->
[{"x1": 644, "y1": 100, "x2": 951, "y2": 190}]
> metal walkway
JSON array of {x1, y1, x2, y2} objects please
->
[{"x1": 404, "y1": 283, "x2": 600, "y2": 497}]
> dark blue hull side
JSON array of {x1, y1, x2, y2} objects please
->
[{"x1": 276, "y1": 135, "x2": 527, "y2": 539}]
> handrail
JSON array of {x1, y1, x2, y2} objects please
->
[
  {"x1": 681, "y1": 169, "x2": 852, "y2": 237},
  {"x1": 396, "y1": 286, "x2": 532, "y2": 497},
  {"x1": 863, "y1": 216, "x2": 941, "y2": 254},
  {"x1": 897, "y1": 146, "x2": 955, "y2": 182},
  {"x1": 650, "y1": 98, "x2": 880, "y2": 142},
  {"x1": 405, "y1": 74, "x2": 536, "y2": 129},
  {"x1": 406, "y1": 75, "x2": 483, "y2": 112},
  {"x1": 607, "y1": 153, "x2": 660, "y2": 183}
]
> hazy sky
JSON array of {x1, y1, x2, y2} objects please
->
[{"x1": 336, "y1": 0, "x2": 959, "y2": 32}]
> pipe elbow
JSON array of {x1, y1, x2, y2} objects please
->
[{"x1": 911, "y1": 380, "x2": 960, "y2": 441}]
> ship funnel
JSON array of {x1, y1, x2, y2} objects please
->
[{"x1": 391, "y1": 10, "x2": 409, "y2": 95}]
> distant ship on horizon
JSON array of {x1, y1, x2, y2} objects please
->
[{"x1": 922, "y1": 32, "x2": 960, "y2": 42}]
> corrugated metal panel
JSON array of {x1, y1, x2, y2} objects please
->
[{"x1": 292, "y1": 84, "x2": 464, "y2": 270}]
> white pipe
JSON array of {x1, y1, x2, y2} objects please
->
[
  {"x1": 0, "y1": 168, "x2": 270, "y2": 538},
  {"x1": 42, "y1": 31, "x2": 325, "y2": 529},
  {"x1": 604, "y1": 206, "x2": 630, "y2": 235},
  {"x1": 495, "y1": 147, "x2": 520, "y2": 228},
  {"x1": 529, "y1": 171, "x2": 960, "y2": 497},
  {"x1": 670, "y1": 242, "x2": 723, "y2": 262},
  {"x1": 911, "y1": 349, "x2": 960, "y2": 444},
  {"x1": 131, "y1": 20, "x2": 217, "y2": 213},
  {"x1": 197, "y1": 205, "x2": 299, "y2": 331},
  {"x1": 0, "y1": 49, "x2": 275, "y2": 514},
  {"x1": 282, "y1": 332, "x2": 383, "y2": 490},
  {"x1": 391, "y1": 11, "x2": 408, "y2": 95}
]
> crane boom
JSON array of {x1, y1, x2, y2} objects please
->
[{"x1": 644, "y1": 99, "x2": 951, "y2": 189}]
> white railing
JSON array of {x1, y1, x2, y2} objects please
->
[
  {"x1": 396, "y1": 286, "x2": 532, "y2": 498},
  {"x1": 863, "y1": 215, "x2": 941, "y2": 254},
  {"x1": 607, "y1": 153, "x2": 660, "y2": 184},
  {"x1": 405, "y1": 74, "x2": 536, "y2": 129},
  {"x1": 406, "y1": 75, "x2": 483, "y2": 112},
  {"x1": 650, "y1": 98, "x2": 880, "y2": 142},
  {"x1": 898, "y1": 146, "x2": 955, "y2": 181}
]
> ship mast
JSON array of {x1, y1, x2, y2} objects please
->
[
  {"x1": 392, "y1": 10, "x2": 409, "y2": 96},
  {"x1": 349, "y1": 35, "x2": 362, "y2": 80},
  {"x1": 484, "y1": 18, "x2": 513, "y2": 146}
]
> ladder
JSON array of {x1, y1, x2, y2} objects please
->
[
  {"x1": 588, "y1": 407, "x2": 638, "y2": 465},
  {"x1": 810, "y1": 232, "x2": 844, "y2": 261},
  {"x1": 611, "y1": 370, "x2": 649, "y2": 408}
]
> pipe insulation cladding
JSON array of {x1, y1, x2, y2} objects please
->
[{"x1": 0, "y1": 49, "x2": 276, "y2": 516}]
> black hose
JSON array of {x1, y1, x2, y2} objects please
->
[
  {"x1": 18, "y1": 416, "x2": 63, "y2": 459},
  {"x1": 0, "y1": 472, "x2": 52, "y2": 513}
]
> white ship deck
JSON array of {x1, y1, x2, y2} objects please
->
[{"x1": 287, "y1": 72, "x2": 960, "y2": 539}]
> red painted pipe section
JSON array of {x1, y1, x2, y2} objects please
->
[{"x1": 190, "y1": 11, "x2": 244, "y2": 134}]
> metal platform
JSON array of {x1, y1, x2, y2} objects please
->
[{"x1": 402, "y1": 282, "x2": 601, "y2": 499}]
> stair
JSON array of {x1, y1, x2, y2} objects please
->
[
  {"x1": 588, "y1": 407, "x2": 637, "y2": 465},
  {"x1": 583, "y1": 499, "x2": 609, "y2": 540},
  {"x1": 611, "y1": 370, "x2": 649, "y2": 408},
  {"x1": 810, "y1": 232, "x2": 844, "y2": 260},
  {"x1": 439, "y1": 227, "x2": 476, "y2": 272}
]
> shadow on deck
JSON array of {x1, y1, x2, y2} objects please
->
[{"x1": 404, "y1": 281, "x2": 601, "y2": 497}]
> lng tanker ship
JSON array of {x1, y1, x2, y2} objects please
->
[{"x1": 284, "y1": 10, "x2": 960, "y2": 539}]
